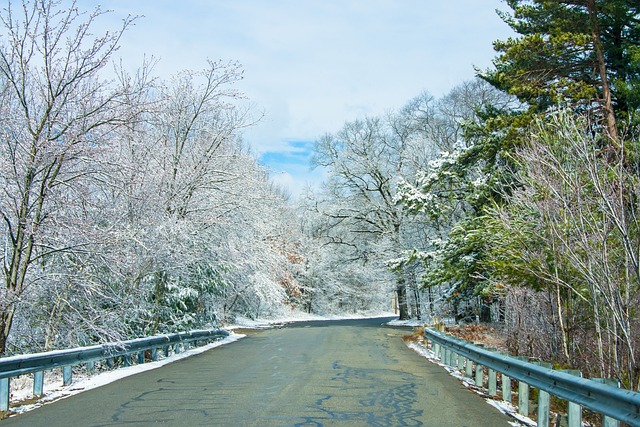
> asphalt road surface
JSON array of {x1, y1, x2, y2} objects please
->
[{"x1": 3, "y1": 317, "x2": 514, "y2": 426}]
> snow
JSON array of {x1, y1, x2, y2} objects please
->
[
  {"x1": 405, "y1": 341, "x2": 535, "y2": 427},
  {"x1": 386, "y1": 318, "x2": 425, "y2": 327},
  {"x1": 486, "y1": 400, "x2": 537, "y2": 427},
  {"x1": 5, "y1": 333, "x2": 245, "y2": 417}
]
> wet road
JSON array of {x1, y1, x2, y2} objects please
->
[{"x1": 3, "y1": 318, "x2": 513, "y2": 426}]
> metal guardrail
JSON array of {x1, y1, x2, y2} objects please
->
[
  {"x1": 0, "y1": 328, "x2": 229, "y2": 411},
  {"x1": 425, "y1": 328, "x2": 640, "y2": 427}
]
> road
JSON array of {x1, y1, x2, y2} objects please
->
[{"x1": 3, "y1": 317, "x2": 514, "y2": 426}]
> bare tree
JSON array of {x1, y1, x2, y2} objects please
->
[{"x1": 489, "y1": 110, "x2": 640, "y2": 387}]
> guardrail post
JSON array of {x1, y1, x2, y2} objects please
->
[
  {"x1": 514, "y1": 356, "x2": 530, "y2": 416},
  {"x1": 560, "y1": 370, "x2": 582, "y2": 427},
  {"x1": 86, "y1": 360, "x2": 95, "y2": 375},
  {"x1": 164, "y1": 345, "x2": 170, "y2": 357},
  {"x1": 488, "y1": 368, "x2": 497, "y2": 396},
  {"x1": 151, "y1": 348, "x2": 159, "y2": 361},
  {"x1": 465, "y1": 357, "x2": 473, "y2": 377},
  {"x1": 502, "y1": 374, "x2": 512, "y2": 403},
  {"x1": 568, "y1": 397, "x2": 581, "y2": 426},
  {"x1": 0, "y1": 378, "x2": 9, "y2": 411},
  {"x1": 33, "y1": 371, "x2": 44, "y2": 396},
  {"x1": 592, "y1": 379, "x2": 620, "y2": 427},
  {"x1": 475, "y1": 363, "x2": 484, "y2": 387},
  {"x1": 535, "y1": 362, "x2": 553, "y2": 427},
  {"x1": 485, "y1": 347, "x2": 498, "y2": 396},
  {"x1": 457, "y1": 353, "x2": 465, "y2": 370},
  {"x1": 123, "y1": 354, "x2": 131, "y2": 367},
  {"x1": 538, "y1": 388, "x2": 550, "y2": 427},
  {"x1": 474, "y1": 344, "x2": 484, "y2": 387},
  {"x1": 137, "y1": 351, "x2": 145, "y2": 364},
  {"x1": 518, "y1": 380, "x2": 529, "y2": 416},
  {"x1": 63, "y1": 365, "x2": 72, "y2": 386}
]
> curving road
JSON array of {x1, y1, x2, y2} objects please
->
[{"x1": 3, "y1": 317, "x2": 513, "y2": 426}]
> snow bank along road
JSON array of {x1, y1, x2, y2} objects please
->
[{"x1": 2, "y1": 317, "x2": 513, "y2": 426}]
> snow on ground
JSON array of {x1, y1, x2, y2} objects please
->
[
  {"x1": 386, "y1": 318, "x2": 425, "y2": 327},
  {"x1": 405, "y1": 341, "x2": 535, "y2": 427},
  {"x1": 5, "y1": 333, "x2": 245, "y2": 417}
]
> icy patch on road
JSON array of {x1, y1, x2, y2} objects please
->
[
  {"x1": 6, "y1": 333, "x2": 245, "y2": 418},
  {"x1": 405, "y1": 341, "x2": 534, "y2": 427}
]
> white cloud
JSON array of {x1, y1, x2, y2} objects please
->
[{"x1": 84, "y1": 0, "x2": 514, "y2": 194}]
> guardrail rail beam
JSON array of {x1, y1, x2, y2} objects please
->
[
  {"x1": 424, "y1": 328, "x2": 640, "y2": 427},
  {"x1": 0, "y1": 328, "x2": 229, "y2": 413}
]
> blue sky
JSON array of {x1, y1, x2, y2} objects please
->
[
  {"x1": 259, "y1": 141, "x2": 320, "y2": 196},
  {"x1": 86, "y1": 0, "x2": 514, "y2": 197}
]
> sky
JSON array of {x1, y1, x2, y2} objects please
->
[{"x1": 86, "y1": 0, "x2": 515, "y2": 198}]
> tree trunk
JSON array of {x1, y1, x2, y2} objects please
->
[
  {"x1": 586, "y1": 0, "x2": 620, "y2": 144},
  {"x1": 413, "y1": 283, "x2": 421, "y2": 319},
  {"x1": 396, "y1": 284, "x2": 409, "y2": 320},
  {"x1": 0, "y1": 307, "x2": 16, "y2": 355}
]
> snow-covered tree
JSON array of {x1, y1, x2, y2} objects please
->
[
  {"x1": 0, "y1": 0, "x2": 139, "y2": 354},
  {"x1": 0, "y1": 1, "x2": 306, "y2": 353}
]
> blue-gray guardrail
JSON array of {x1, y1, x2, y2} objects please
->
[
  {"x1": 0, "y1": 328, "x2": 229, "y2": 380},
  {"x1": 425, "y1": 328, "x2": 640, "y2": 426},
  {"x1": 0, "y1": 328, "x2": 229, "y2": 412}
]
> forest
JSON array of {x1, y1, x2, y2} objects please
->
[{"x1": 1, "y1": 0, "x2": 640, "y2": 390}]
